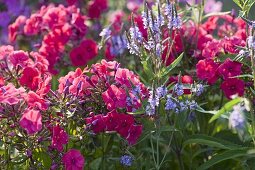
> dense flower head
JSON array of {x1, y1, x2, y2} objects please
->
[
  {"x1": 120, "y1": 155, "x2": 133, "y2": 166},
  {"x1": 62, "y1": 149, "x2": 85, "y2": 170},
  {"x1": 85, "y1": 111, "x2": 143, "y2": 145},
  {"x1": 10, "y1": 4, "x2": 89, "y2": 74}
]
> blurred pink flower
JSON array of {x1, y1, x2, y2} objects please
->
[{"x1": 204, "y1": 0, "x2": 222, "y2": 14}]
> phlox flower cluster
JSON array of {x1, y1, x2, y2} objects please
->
[{"x1": 9, "y1": 4, "x2": 97, "y2": 74}]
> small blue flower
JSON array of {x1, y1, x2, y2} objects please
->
[
  {"x1": 229, "y1": 105, "x2": 246, "y2": 130},
  {"x1": 165, "y1": 2, "x2": 173, "y2": 17},
  {"x1": 132, "y1": 85, "x2": 141, "y2": 95},
  {"x1": 247, "y1": 36, "x2": 255, "y2": 49},
  {"x1": 180, "y1": 101, "x2": 188, "y2": 112},
  {"x1": 168, "y1": 16, "x2": 182, "y2": 29},
  {"x1": 142, "y1": 11, "x2": 149, "y2": 29},
  {"x1": 99, "y1": 27, "x2": 111, "y2": 37},
  {"x1": 110, "y1": 35, "x2": 127, "y2": 56},
  {"x1": 129, "y1": 26, "x2": 143, "y2": 43},
  {"x1": 189, "y1": 100, "x2": 198, "y2": 110},
  {"x1": 174, "y1": 83, "x2": 184, "y2": 96},
  {"x1": 127, "y1": 43, "x2": 140, "y2": 55},
  {"x1": 120, "y1": 155, "x2": 133, "y2": 166},
  {"x1": 156, "y1": 86, "x2": 168, "y2": 98},
  {"x1": 196, "y1": 84, "x2": 204, "y2": 96},
  {"x1": 144, "y1": 39, "x2": 155, "y2": 50},
  {"x1": 146, "y1": 105, "x2": 156, "y2": 116},
  {"x1": 155, "y1": 43, "x2": 162, "y2": 57},
  {"x1": 165, "y1": 95, "x2": 177, "y2": 110}
]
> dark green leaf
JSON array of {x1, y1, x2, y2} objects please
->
[
  {"x1": 161, "y1": 53, "x2": 184, "y2": 78},
  {"x1": 197, "y1": 148, "x2": 253, "y2": 170}
]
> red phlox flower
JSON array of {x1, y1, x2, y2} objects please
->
[
  {"x1": 70, "y1": 46, "x2": 87, "y2": 66},
  {"x1": 30, "y1": 52, "x2": 49, "y2": 73},
  {"x1": 58, "y1": 68, "x2": 83, "y2": 94},
  {"x1": 67, "y1": 0, "x2": 77, "y2": 5},
  {"x1": 51, "y1": 126, "x2": 69, "y2": 152},
  {"x1": 70, "y1": 39, "x2": 98, "y2": 66},
  {"x1": 109, "y1": 10, "x2": 125, "y2": 33},
  {"x1": 62, "y1": 149, "x2": 85, "y2": 170},
  {"x1": 43, "y1": 24, "x2": 72, "y2": 51},
  {"x1": 23, "y1": 14, "x2": 43, "y2": 36},
  {"x1": 115, "y1": 68, "x2": 140, "y2": 88},
  {"x1": 115, "y1": 113, "x2": 135, "y2": 138},
  {"x1": 102, "y1": 85, "x2": 127, "y2": 110},
  {"x1": 201, "y1": 16, "x2": 219, "y2": 33},
  {"x1": 91, "y1": 59, "x2": 118, "y2": 77},
  {"x1": 19, "y1": 67, "x2": 40, "y2": 90},
  {"x1": 71, "y1": 12, "x2": 87, "y2": 36},
  {"x1": 42, "y1": 5, "x2": 68, "y2": 29},
  {"x1": 196, "y1": 59, "x2": 219, "y2": 84},
  {"x1": 19, "y1": 109, "x2": 42, "y2": 135},
  {"x1": 218, "y1": 58, "x2": 242, "y2": 79},
  {"x1": 126, "y1": 124, "x2": 143, "y2": 145},
  {"x1": 220, "y1": 78, "x2": 245, "y2": 99},
  {"x1": 104, "y1": 111, "x2": 120, "y2": 131},
  {"x1": 202, "y1": 39, "x2": 224, "y2": 59},
  {"x1": 85, "y1": 114, "x2": 107, "y2": 134},
  {"x1": 88, "y1": 0, "x2": 108, "y2": 19},
  {"x1": 39, "y1": 44, "x2": 60, "y2": 74},
  {"x1": 0, "y1": 77, "x2": 4, "y2": 87},
  {"x1": 36, "y1": 76, "x2": 52, "y2": 96},
  {"x1": 220, "y1": 36, "x2": 245, "y2": 54},
  {"x1": 8, "y1": 16, "x2": 26, "y2": 42}
]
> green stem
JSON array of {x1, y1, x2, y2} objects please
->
[{"x1": 176, "y1": 150, "x2": 185, "y2": 170}]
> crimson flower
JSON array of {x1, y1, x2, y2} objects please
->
[
  {"x1": 218, "y1": 58, "x2": 242, "y2": 79},
  {"x1": 19, "y1": 67, "x2": 40, "y2": 90},
  {"x1": 51, "y1": 126, "x2": 69, "y2": 152},
  {"x1": 220, "y1": 78, "x2": 245, "y2": 99},
  {"x1": 62, "y1": 149, "x2": 85, "y2": 170}
]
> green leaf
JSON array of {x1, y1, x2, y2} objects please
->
[
  {"x1": 183, "y1": 134, "x2": 241, "y2": 150},
  {"x1": 33, "y1": 148, "x2": 52, "y2": 169},
  {"x1": 233, "y1": 0, "x2": 244, "y2": 8},
  {"x1": 209, "y1": 98, "x2": 241, "y2": 123},
  {"x1": 89, "y1": 158, "x2": 102, "y2": 170},
  {"x1": 161, "y1": 52, "x2": 184, "y2": 78},
  {"x1": 203, "y1": 11, "x2": 231, "y2": 20},
  {"x1": 231, "y1": 74, "x2": 253, "y2": 79},
  {"x1": 197, "y1": 148, "x2": 253, "y2": 170},
  {"x1": 141, "y1": 59, "x2": 154, "y2": 79},
  {"x1": 250, "y1": 87, "x2": 255, "y2": 95}
]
